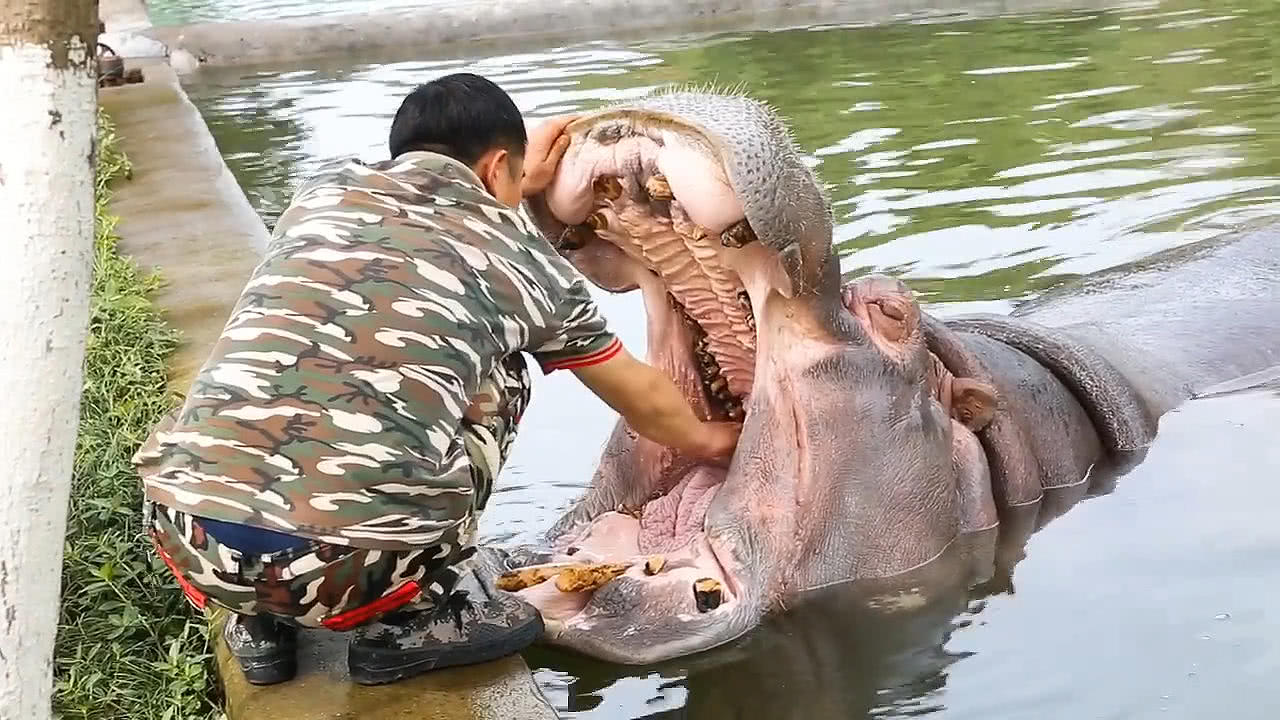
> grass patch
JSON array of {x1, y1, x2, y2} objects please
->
[{"x1": 53, "y1": 109, "x2": 219, "y2": 720}]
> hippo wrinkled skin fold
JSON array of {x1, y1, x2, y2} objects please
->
[{"x1": 484, "y1": 88, "x2": 1280, "y2": 665}]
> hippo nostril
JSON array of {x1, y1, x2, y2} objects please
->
[{"x1": 694, "y1": 578, "x2": 723, "y2": 612}]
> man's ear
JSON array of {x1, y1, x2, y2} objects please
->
[{"x1": 477, "y1": 149, "x2": 504, "y2": 186}]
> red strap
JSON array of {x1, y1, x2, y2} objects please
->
[
  {"x1": 150, "y1": 531, "x2": 209, "y2": 611},
  {"x1": 321, "y1": 580, "x2": 423, "y2": 631}
]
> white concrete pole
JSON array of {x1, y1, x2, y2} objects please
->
[{"x1": 0, "y1": 1, "x2": 99, "y2": 718}]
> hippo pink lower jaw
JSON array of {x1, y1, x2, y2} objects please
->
[
  {"x1": 637, "y1": 467, "x2": 724, "y2": 553},
  {"x1": 513, "y1": 464, "x2": 741, "y2": 627},
  {"x1": 510, "y1": 273, "x2": 754, "y2": 624}
]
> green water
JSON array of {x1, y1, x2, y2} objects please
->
[
  {"x1": 188, "y1": 0, "x2": 1280, "y2": 308},
  {"x1": 182, "y1": 1, "x2": 1280, "y2": 716}
]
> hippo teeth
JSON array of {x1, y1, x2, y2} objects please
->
[
  {"x1": 584, "y1": 167, "x2": 758, "y2": 402},
  {"x1": 682, "y1": 300, "x2": 749, "y2": 421},
  {"x1": 694, "y1": 578, "x2": 724, "y2": 612}
]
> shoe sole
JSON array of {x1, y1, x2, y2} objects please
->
[{"x1": 347, "y1": 615, "x2": 543, "y2": 686}]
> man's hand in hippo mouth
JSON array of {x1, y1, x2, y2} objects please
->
[
  {"x1": 690, "y1": 421, "x2": 743, "y2": 465},
  {"x1": 569, "y1": 344, "x2": 746, "y2": 466}
]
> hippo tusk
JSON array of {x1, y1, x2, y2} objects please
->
[
  {"x1": 643, "y1": 555, "x2": 666, "y2": 575},
  {"x1": 694, "y1": 578, "x2": 724, "y2": 612},
  {"x1": 645, "y1": 174, "x2": 674, "y2": 201}
]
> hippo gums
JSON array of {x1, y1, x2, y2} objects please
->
[{"x1": 491, "y1": 88, "x2": 1280, "y2": 665}]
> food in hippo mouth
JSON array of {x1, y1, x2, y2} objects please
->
[
  {"x1": 555, "y1": 563, "x2": 630, "y2": 592},
  {"x1": 643, "y1": 555, "x2": 667, "y2": 575},
  {"x1": 496, "y1": 562, "x2": 635, "y2": 593},
  {"x1": 495, "y1": 566, "x2": 564, "y2": 592}
]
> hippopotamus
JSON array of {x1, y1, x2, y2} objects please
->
[{"x1": 488, "y1": 88, "x2": 1280, "y2": 665}]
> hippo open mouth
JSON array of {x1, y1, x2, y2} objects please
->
[
  {"x1": 510, "y1": 94, "x2": 804, "y2": 661},
  {"x1": 501, "y1": 91, "x2": 984, "y2": 665}
]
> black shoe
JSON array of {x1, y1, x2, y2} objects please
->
[
  {"x1": 223, "y1": 613, "x2": 298, "y2": 685},
  {"x1": 347, "y1": 568, "x2": 543, "y2": 686}
]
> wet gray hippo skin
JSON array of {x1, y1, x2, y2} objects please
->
[
  {"x1": 926, "y1": 224, "x2": 1280, "y2": 512},
  {"x1": 487, "y1": 88, "x2": 1280, "y2": 665}
]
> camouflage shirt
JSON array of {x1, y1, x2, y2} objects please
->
[{"x1": 135, "y1": 151, "x2": 621, "y2": 551}]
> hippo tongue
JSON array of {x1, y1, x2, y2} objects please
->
[{"x1": 637, "y1": 467, "x2": 725, "y2": 553}]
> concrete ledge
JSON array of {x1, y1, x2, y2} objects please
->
[
  {"x1": 210, "y1": 611, "x2": 558, "y2": 720},
  {"x1": 98, "y1": 60, "x2": 269, "y2": 388},
  {"x1": 138, "y1": 0, "x2": 1129, "y2": 72}
]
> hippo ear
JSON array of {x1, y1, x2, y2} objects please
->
[{"x1": 950, "y1": 378, "x2": 997, "y2": 432}]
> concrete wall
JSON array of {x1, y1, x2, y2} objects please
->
[{"x1": 105, "y1": 0, "x2": 1142, "y2": 73}]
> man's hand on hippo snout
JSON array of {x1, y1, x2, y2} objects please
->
[
  {"x1": 521, "y1": 114, "x2": 579, "y2": 197},
  {"x1": 572, "y1": 346, "x2": 742, "y2": 462}
]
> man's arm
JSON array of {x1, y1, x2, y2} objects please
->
[
  {"x1": 515, "y1": 123, "x2": 738, "y2": 460},
  {"x1": 570, "y1": 347, "x2": 741, "y2": 461}
]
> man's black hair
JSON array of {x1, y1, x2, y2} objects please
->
[{"x1": 388, "y1": 73, "x2": 528, "y2": 168}]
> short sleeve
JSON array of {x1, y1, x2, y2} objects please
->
[{"x1": 529, "y1": 278, "x2": 623, "y2": 373}]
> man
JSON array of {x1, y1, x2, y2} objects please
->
[{"x1": 134, "y1": 73, "x2": 741, "y2": 687}]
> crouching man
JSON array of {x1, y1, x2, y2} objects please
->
[{"x1": 134, "y1": 73, "x2": 740, "y2": 686}]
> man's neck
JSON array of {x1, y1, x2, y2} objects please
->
[{"x1": 389, "y1": 150, "x2": 486, "y2": 189}]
